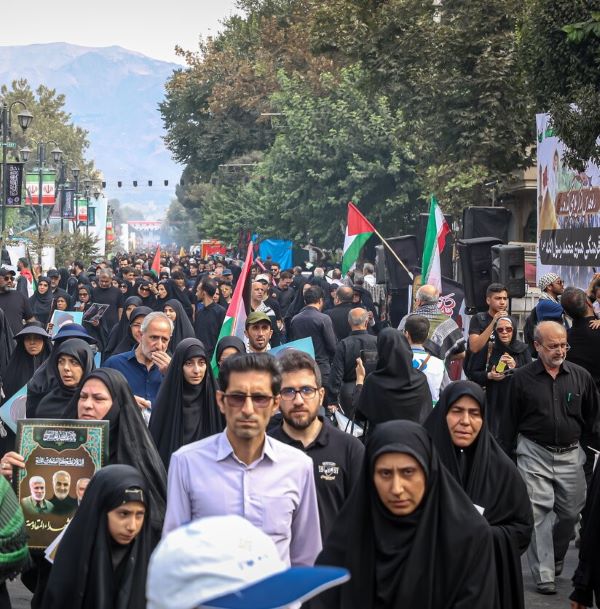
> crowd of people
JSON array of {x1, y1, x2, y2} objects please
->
[{"x1": 0, "y1": 249, "x2": 598, "y2": 608}]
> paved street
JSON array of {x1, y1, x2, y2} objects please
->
[{"x1": 5, "y1": 542, "x2": 580, "y2": 608}]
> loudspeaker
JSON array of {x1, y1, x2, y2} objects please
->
[
  {"x1": 462, "y1": 207, "x2": 511, "y2": 243},
  {"x1": 491, "y1": 244, "x2": 525, "y2": 298},
  {"x1": 383, "y1": 235, "x2": 418, "y2": 290},
  {"x1": 415, "y1": 213, "x2": 454, "y2": 278},
  {"x1": 457, "y1": 237, "x2": 503, "y2": 312}
]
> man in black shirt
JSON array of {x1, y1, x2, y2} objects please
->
[
  {"x1": 467, "y1": 283, "x2": 509, "y2": 354},
  {"x1": 47, "y1": 269, "x2": 72, "y2": 307},
  {"x1": 501, "y1": 321, "x2": 600, "y2": 595},
  {"x1": 271, "y1": 271, "x2": 295, "y2": 318},
  {"x1": 561, "y1": 286, "x2": 600, "y2": 391},
  {"x1": 194, "y1": 279, "x2": 226, "y2": 358},
  {"x1": 0, "y1": 268, "x2": 34, "y2": 334},
  {"x1": 328, "y1": 307, "x2": 377, "y2": 416},
  {"x1": 91, "y1": 268, "x2": 124, "y2": 329},
  {"x1": 325, "y1": 286, "x2": 355, "y2": 341},
  {"x1": 269, "y1": 350, "x2": 364, "y2": 540},
  {"x1": 290, "y1": 286, "x2": 337, "y2": 393}
]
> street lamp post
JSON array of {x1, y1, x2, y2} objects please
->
[
  {"x1": 83, "y1": 178, "x2": 91, "y2": 236},
  {"x1": 71, "y1": 166, "x2": 80, "y2": 232},
  {"x1": 20, "y1": 141, "x2": 63, "y2": 261},
  {"x1": 1, "y1": 100, "x2": 33, "y2": 233}
]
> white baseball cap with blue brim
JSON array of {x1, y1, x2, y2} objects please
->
[{"x1": 147, "y1": 515, "x2": 349, "y2": 609}]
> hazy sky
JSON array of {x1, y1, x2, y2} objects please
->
[{"x1": 0, "y1": 0, "x2": 240, "y2": 64}]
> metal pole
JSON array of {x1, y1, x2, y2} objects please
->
[
  {"x1": 59, "y1": 161, "x2": 65, "y2": 233},
  {"x1": 38, "y1": 143, "x2": 44, "y2": 263},
  {"x1": 86, "y1": 191, "x2": 90, "y2": 236},
  {"x1": 1, "y1": 104, "x2": 7, "y2": 234}
]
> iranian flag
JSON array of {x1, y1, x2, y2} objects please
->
[
  {"x1": 422, "y1": 196, "x2": 451, "y2": 292},
  {"x1": 342, "y1": 202, "x2": 376, "y2": 274},
  {"x1": 211, "y1": 244, "x2": 254, "y2": 376}
]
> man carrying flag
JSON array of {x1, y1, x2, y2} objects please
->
[{"x1": 210, "y1": 244, "x2": 254, "y2": 376}]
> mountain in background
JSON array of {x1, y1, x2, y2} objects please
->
[{"x1": 0, "y1": 42, "x2": 182, "y2": 219}]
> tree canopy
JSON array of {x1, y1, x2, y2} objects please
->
[{"x1": 161, "y1": 0, "x2": 599, "y2": 247}]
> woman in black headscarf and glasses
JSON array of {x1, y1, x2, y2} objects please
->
[
  {"x1": 424, "y1": 381, "x2": 532, "y2": 609},
  {"x1": 42, "y1": 464, "x2": 152, "y2": 609},
  {"x1": 313, "y1": 420, "x2": 498, "y2": 609},
  {"x1": 150, "y1": 338, "x2": 223, "y2": 469}
]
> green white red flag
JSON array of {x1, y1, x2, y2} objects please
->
[
  {"x1": 342, "y1": 202, "x2": 376, "y2": 274},
  {"x1": 211, "y1": 243, "x2": 254, "y2": 376},
  {"x1": 422, "y1": 196, "x2": 451, "y2": 292}
]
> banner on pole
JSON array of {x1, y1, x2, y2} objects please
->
[
  {"x1": 536, "y1": 113, "x2": 600, "y2": 288},
  {"x1": 25, "y1": 171, "x2": 56, "y2": 206},
  {"x1": 5, "y1": 163, "x2": 23, "y2": 206},
  {"x1": 61, "y1": 188, "x2": 76, "y2": 219}
]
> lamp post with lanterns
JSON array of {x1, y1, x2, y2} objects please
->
[
  {"x1": 20, "y1": 141, "x2": 63, "y2": 258},
  {"x1": 1, "y1": 100, "x2": 33, "y2": 233}
]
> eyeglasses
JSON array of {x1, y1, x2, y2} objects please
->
[
  {"x1": 222, "y1": 393, "x2": 274, "y2": 408},
  {"x1": 496, "y1": 327, "x2": 513, "y2": 334},
  {"x1": 139, "y1": 286, "x2": 150, "y2": 291},
  {"x1": 540, "y1": 342, "x2": 570, "y2": 352},
  {"x1": 280, "y1": 386, "x2": 319, "y2": 401}
]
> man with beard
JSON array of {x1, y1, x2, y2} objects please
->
[
  {"x1": 269, "y1": 350, "x2": 364, "y2": 540},
  {"x1": 21, "y1": 476, "x2": 54, "y2": 514},
  {"x1": 0, "y1": 267, "x2": 34, "y2": 334},
  {"x1": 245, "y1": 312, "x2": 273, "y2": 353},
  {"x1": 50, "y1": 471, "x2": 77, "y2": 515},
  {"x1": 91, "y1": 268, "x2": 123, "y2": 328},
  {"x1": 104, "y1": 311, "x2": 172, "y2": 420},
  {"x1": 500, "y1": 321, "x2": 600, "y2": 595},
  {"x1": 47, "y1": 270, "x2": 71, "y2": 307}
]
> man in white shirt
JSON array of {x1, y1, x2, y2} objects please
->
[{"x1": 403, "y1": 315, "x2": 446, "y2": 404}]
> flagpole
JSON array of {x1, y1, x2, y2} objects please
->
[{"x1": 372, "y1": 228, "x2": 414, "y2": 280}]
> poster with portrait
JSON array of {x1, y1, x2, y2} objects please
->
[
  {"x1": 536, "y1": 113, "x2": 600, "y2": 289},
  {"x1": 0, "y1": 385, "x2": 27, "y2": 433},
  {"x1": 14, "y1": 419, "x2": 109, "y2": 549},
  {"x1": 49, "y1": 311, "x2": 83, "y2": 338}
]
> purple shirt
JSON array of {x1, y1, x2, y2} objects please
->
[{"x1": 163, "y1": 431, "x2": 322, "y2": 566}]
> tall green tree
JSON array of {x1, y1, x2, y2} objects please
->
[
  {"x1": 311, "y1": 0, "x2": 534, "y2": 213},
  {"x1": 520, "y1": 0, "x2": 600, "y2": 169},
  {"x1": 199, "y1": 66, "x2": 421, "y2": 244}
]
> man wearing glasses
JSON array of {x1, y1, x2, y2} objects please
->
[
  {"x1": 163, "y1": 352, "x2": 322, "y2": 567},
  {"x1": 269, "y1": 350, "x2": 363, "y2": 540},
  {"x1": 500, "y1": 321, "x2": 600, "y2": 596}
]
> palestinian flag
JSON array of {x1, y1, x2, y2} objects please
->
[
  {"x1": 422, "y1": 196, "x2": 451, "y2": 292},
  {"x1": 342, "y1": 202, "x2": 376, "y2": 275},
  {"x1": 210, "y1": 243, "x2": 254, "y2": 376}
]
